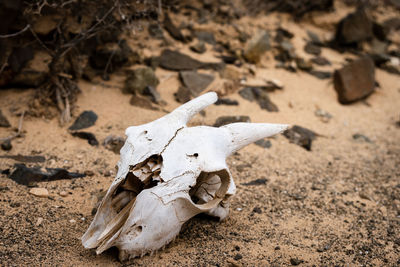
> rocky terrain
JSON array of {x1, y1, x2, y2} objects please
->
[{"x1": 0, "y1": 0, "x2": 400, "y2": 266}]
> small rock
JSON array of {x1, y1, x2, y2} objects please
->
[
  {"x1": 69, "y1": 111, "x2": 98, "y2": 131},
  {"x1": 159, "y1": 49, "x2": 224, "y2": 71},
  {"x1": 275, "y1": 246, "x2": 281, "y2": 250},
  {"x1": 190, "y1": 41, "x2": 206, "y2": 54},
  {"x1": 174, "y1": 86, "x2": 192, "y2": 103},
  {"x1": 59, "y1": 191, "x2": 68, "y2": 197},
  {"x1": 124, "y1": 67, "x2": 159, "y2": 95},
  {"x1": 296, "y1": 58, "x2": 313, "y2": 71},
  {"x1": 180, "y1": 71, "x2": 214, "y2": 96},
  {"x1": 163, "y1": 13, "x2": 185, "y2": 42},
  {"x1": 69, "y1": 219, "x2": 76, "y2": 224},
  {"x1": 243, "y1": 30, "x2": 271, "y2": 64},
  {"x1": 29, "y1": 187, "x2": 49, "y2": 198},
  {"x1": 253, "y1": 207, "x2": 262, "y2": 214},
  {"x1": 304, "y1": 42, "x2": 321, "y2": 56},
  {"x1": 255, "y1": 139, "x2": 272, "y2": 148},
  {"x1": 214, "y1": 116, "x2": 250, "y2": 127},
  {"x1": 353, "y1": 133, "x2": 372, "y2": 143},
  {"x1": 130, "y1": 95, "x2": 158, "y2": 110},
  {"x1": 1, "y1": 140, "x2": 12, "y2": 151},
  {"x1": 0, "y1": 109, "x2": 11, "y2": 127},
  {"x1": 234, "y1": 254, "x2": 243, "y2": 261},
  {"x1": 36, "y1": 217, "x2": 44, "y2": 226},
  {"x1": 103, "y1": 135, "x2": 125, "y2": 154},
  {"x1": 311, "y1": 56, "x2": 331, "y2": 66},
  {"x1": 239, "y1": 87, "x2": 279, "y2": 112},
  {"x1": 307, "y1": 30, "x2": 322, "y2": 45},
  {"x1": 335, "y1": 7, "x2": 373, "y2": 45},
  {"x1": 309, "y1": 70, "x2": 332, "y2": 80},
  {"x1": 242, "y1": 178, "x2": 268, "y2": 186},
  {"x1": 215, "y1": 98, "x2": 239, "y2": 106},
  {"x1": 290, "y1": 258, "x2": 304, "y2": 265},
  {"x1": 143, "y1": 86, "x2": 163, "y2": 104},
  {"x1": 314, "y1": 109, "x2": 332, "y2": 123},
  {"x1": 195, "y1": 31, "x2": 216, "y2": 45},
  {"x1": 283, "y1": 125, "x2": 317, "y2": 151},
  {"x1": 333, "y1": 56, "x2": 375, "y2": 104},
  {"x1": 71, "y1": 131, "x2": 99, "y2": 146},
  {"x1": 9, "y1": 164, "x2": 85, "y2": 186}
]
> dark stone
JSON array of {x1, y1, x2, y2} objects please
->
[
  {"x1": 239, "y1": 87, "x2": 279, "y2": 112},
  {"x1": 290, "y1": 258, "x2": 304, "y2": 265},
  {"x1": 0, "y1": 155, "x2": 45, "y2": 163},
  {"x1": 195, "y1": 31, "x2": 216, "y2": 45},
  {"x1": 174, "y1": 86, "x2": 192, "y2": 103},
  {"x1": 71, "y1": 132, "x2": 99, "y2": 146},
  {"x1": 304, "y1": 42, "x2": 321, "y2": 56},
  {"x1": 238, "y1": 87, "x2": 256, "y2": 102},
  {"x1": 234, "y1": 254, "x2": 243, "y2": 261},
  {"x1": 219, "y1": 55, "x2": 238, "y2": 64},
  {"x1": 124, "y1": 67, "x2": 159, "y2": 95},
  {"x1": 276, "y1": 27, "x2": 294, "y2": 40},
  {"x1": 159, "y1": 49, "x2": 225, "y2": 71},
  {"x1": 180, "y1": 71, "x2": 214, "y2": 96},
  {"x1": 69, "y1": 111, "x2": 98, "y2": 131},
  {"x1": 163, "y1": 13, "x2": 185, "y2": 42},
  {"x1": 130, "y1": 95, "x2": 158, "y2": 110},
  {"x1": 0, "y1": 109, "x2": 11, "y2": 127},
  {"x1": 296, "y1": 58, "x2": 313, "y2": 71},
  {"x1": 103, "y1": 135, "x2": 125, "y2": 154},
  {"x1": 9, "y1": 164, "x2": 86, "y2": 186},
  {"x1": 311, "y1": 56, "x2": 331, "y2": 66},
  {"x1": 335, "y1": 8, "x2": 373, "y2": 46},
  {"x1": 253, "y1": 207, "x2": 262, "y2": 214},
  {"x1": 143, "y1": 85, "x2": 163, "y2": 104},
  {"x1": 307, "y1": 30, "x2": 322, "y2": 45},
  {"x1": 148, "y1": 23, "x2": 164, "y2": 39},
  {"x1": 1, "y1": 140, "x2": 12, "y2": 151},
  {"x1": 283, "y1": 125, "x2": 317, "y2": 151},
  {"x1": 333, "y1": 56, "x2": 375, "y2": 104},
  {"x1": 242, "y1": 178, "x2": 268, "y2": 186},
  {"x1": 309, "y1": 70, "x2": 332, "y2": 80},
  {"x1": 244, "y1": 30, "x2": 271, "y2": 64},
  {"x1": 383, "y1": 17, "x2": 400, "y2": 31},
  {"x1": 215, "y1": 98, "x2": 239, "y2": 106},
  {"x1": 353, "y1": 133, "x2": 372, "y2": 143},
  {"x1": 190, "y1": 41, "x2": 206, "y2": 54},
  {"x1": 252, "y1": 88, "x2": 279, "y2": 112},
  {"x1": 213, "y1": 116, "x2": 250, "y2": 127},
  {"x1": 255, "y1": 139, "x2": 272, "y2": 148}
]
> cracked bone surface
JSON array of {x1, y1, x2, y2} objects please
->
[{"x1": 82, "y1": 92, "x2": 288, "y2": 260}]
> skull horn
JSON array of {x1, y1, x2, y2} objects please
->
[{"x1": 221, "y1": 122, "x2": 289, "y2": 155}]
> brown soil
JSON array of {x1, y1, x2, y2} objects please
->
[{"x1": 1, "y1": 3, "x2": 400, "y2": 267}]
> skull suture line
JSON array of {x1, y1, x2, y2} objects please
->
[{"x1": 82, "y1": 92, "x2": 288, "y2": 260}]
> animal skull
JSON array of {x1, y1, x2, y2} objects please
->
[{"x1": 82, "y1": 92, "x2": 288, "y2": 260}]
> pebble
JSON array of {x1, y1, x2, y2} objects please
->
[
  {"x1": 29, "y1": 187, "x2": 49, "y2": 198},
  {"x1": 1, "y1": 140, "x2": 12, "y2": 151},
  {"x1": 36, "y1": 217, "x2": 44, "y2": 226},
  {"x1": 59, "y1": 191, "x2": 68, "y2": 197},
  {"x1": 69, "y1": 219, "x2": 76, "y2": 224}
]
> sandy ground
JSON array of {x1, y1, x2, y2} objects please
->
[{"x1": 1, "y1": 4, "x2": 400, "y2": 267}]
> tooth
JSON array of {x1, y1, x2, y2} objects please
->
[
  {"x1": 151, "y1": 163, "x2": 161, "y2": 172},
  {"x1": 96, "y1": 197, "x2": 136, "y2": 245}
]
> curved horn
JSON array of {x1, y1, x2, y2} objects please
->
[
  {"x1": 222, "y1": 122, "x2": 289, "y2": 155},
  {"x1": 170, "y1": 92, "x2": 217, "y2": 124}
]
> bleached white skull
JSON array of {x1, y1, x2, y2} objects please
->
[{"x1": 82, "y1": 92, "x2": 288, "y2": 260}]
